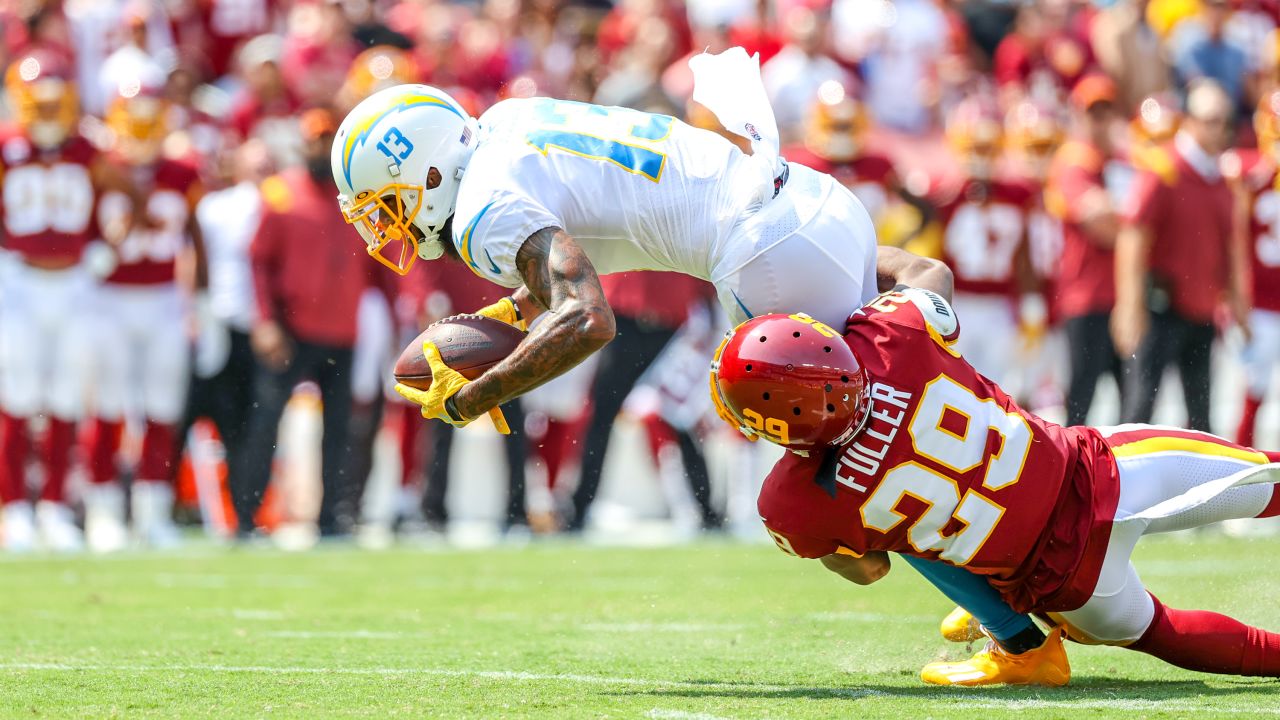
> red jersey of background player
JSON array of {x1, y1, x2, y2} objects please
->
[
  {"x1": 98, "y1": 157, "x2": 202, "y2": 285},
  {"x1": 1224, "y1": 148, "x2": 1280, "y2": 313},
  {"x1": 758, "y1": 289, "x2": 1120, "y2": 613},
  {"x1": 783, "y1": 145, "x2": 898, "y2": 223},
  {"x1": 0, "y1": 125, "x2": 98, "y2": 262},
  {"x1": 931, "y1": 179, "x2": 1033, "y2": 296}
]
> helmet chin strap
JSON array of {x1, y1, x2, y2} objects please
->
[
  {"x1": 412, "y1": 117, "x2": 480, "y2": 264},
  {"x1": 417, "y1": 236, "x2": 446, "y2": 261}
]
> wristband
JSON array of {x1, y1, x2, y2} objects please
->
[{"x1": 443, "y1": 395, "x2": 468, "y2": 423}]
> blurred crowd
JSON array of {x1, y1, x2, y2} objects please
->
[{"x1": 0, "y1": 0, "x2": 1277, "y2": 552}]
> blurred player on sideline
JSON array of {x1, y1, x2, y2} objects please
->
[
  {"x1": 1111, "y1": 80, "x2": 1248, "y2": 431},
  {"x1": 781, "y1": 81, "x2": 932, "y2": 243},
  {"x1": 1228, "y1": 90, "x2": 1280, "y2": 448},
  {"x1": 83, "y1": 66, "x2": 205, "y2": 551},
  {"x1": 930, "y1": 96, "x2": 1036, "y2": 390},
  {"x1": 1004, "y1": 98, "x2": 1065, "y2": 412},
  {"x1": 1043, "y1": 76, "x2": 1125, "y2": 427},
  {"x1": 0, "y1": 51, "x2": 103, "y2": 552},
  {"x1": 714, "y1": 291, "x2": 1280, "y2": 685}
]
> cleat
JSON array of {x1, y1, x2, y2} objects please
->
[
  {"x1": 3, "y1": 501, "x2": 37, "y2": 553},
  {"x1": 84, "y1": 484, "x2": 128, "y2": 554},
  {"x1": 921, "y1": 626, "x2": 1070, "y2": 687},
  {"x1": 36, "y1": 501, "x2": 84, "y2": 553},
  {"x1": 941, "y1": 606, "x2": 983, "y2": 643},
  {"x1": 132, "y1": 482, "x2": 181, "y2": 549}
]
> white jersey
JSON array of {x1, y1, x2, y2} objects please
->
[{"x1": 451, "y1": 98, "x2": 766, "y2": 288}]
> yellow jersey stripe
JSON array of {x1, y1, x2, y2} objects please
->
[{"x1": 1110, "y1": 436, "x2": 1268, "y2": 465}]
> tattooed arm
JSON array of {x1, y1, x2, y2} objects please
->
[{"x1": 452, "y1": 226, "x2": 616, "y2": 419}]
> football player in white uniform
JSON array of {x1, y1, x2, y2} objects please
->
[{"x1": 331, "y1": 49, "x2": 948, "y2": 432}]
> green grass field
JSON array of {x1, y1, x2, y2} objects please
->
[{"x1": 1, "y1": 534, "x2": 1277, "y2": 719}]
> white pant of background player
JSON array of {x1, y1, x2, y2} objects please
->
[
  {"x1": 86, "y1": 283, "x2": 189, "y2": 551},
  {"x1": 0, "y1": 261, "x2": 94, "y2": 552},
  {"x1": 1051, "y1": 425, "x2": 1280, "y2": 645},
  {"x1": 1242, "y1": 308, "x2": 1280, "y2": 402},
  {"x1": 949, "y1": 292, "x2": 1020, "y2": 390}
]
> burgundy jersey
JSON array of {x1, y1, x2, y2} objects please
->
[
  {"x1": 1224, "y1": 149, "x2": 1280, "y2": 313},
  {"x1": 759, "y1": 289, "x2": 1120, "y2": 612},
  {"x1": 100, "y1": 158, "x2": 202, "y2": 286},
  {"x1": 932, "y1": 178, "x2": 1033, "y2": 297},
  {"x1": 784, "y1": 145, "x2": 897, "y2": 222},
  {"x1": 1122, "y1": 145, "x2": 1233, "y2": 324},
  {"x1": 0, "y1": 127, "x2": 98, "y2": 262}
]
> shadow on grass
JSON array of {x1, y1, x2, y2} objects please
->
[{"x1": 622, "y1": 676, "x2": 1280, "y2": 702}]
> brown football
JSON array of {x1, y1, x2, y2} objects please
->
[{"x1": 393, "y1": 314, "x2": 526, "y2": 391}]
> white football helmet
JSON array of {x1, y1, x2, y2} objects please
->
[{"x1": 331, "y1": 84, "x2": 477, "y2": 275}]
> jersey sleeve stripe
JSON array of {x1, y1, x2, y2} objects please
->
[{"x1": 457, "y1": 200, "x2": 496, "y2": 276}]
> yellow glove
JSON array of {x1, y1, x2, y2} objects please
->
[
  {"x1": 393, "y1": 342, "x2": 511, "y2": 434},
  {"x1": 475, "y1": 296, "x2": 528, "y2": 331}
]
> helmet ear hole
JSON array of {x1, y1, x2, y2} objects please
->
[{"x1": 426, "y1": 167, "x2": 442, "y2": 189}]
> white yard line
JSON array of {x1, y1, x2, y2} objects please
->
[
  {"x1": 804, "y1": 611, "x2": 936, "y2": 623},
  {"x1": 965, "y1": 698, "x2": 1280, "y2": 715},
  {"x1": 646, "y1": 709, "x2": 737, "y2": 720},
  {"x1": 230, "y1": 609, "x2": 286, "y2": 621},
  {"x1": 0, "y1": 662, "x2": 854, "y2": 696},
  {"x1": 580, "y1": 622, "x2": 745, "y2": 633},
  {"x1": 262, "y1": 630, "x2": 430, "y2": 639},
  {"x1": 1, "y1": 662, "x2": 1273, "y2": 715}
]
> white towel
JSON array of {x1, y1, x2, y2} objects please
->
[{"x1": 689, "y1": 47, "x2": 783, "y2": 204}]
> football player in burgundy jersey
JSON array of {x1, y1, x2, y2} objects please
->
[
  {"x1": 1004, "y1": 99, "x2": 1066, "y2": 412},
  {"x1": 0, "y1": 51, "x2": 108, "y2": 552},
  {"x1": 930, "y1": 97, "x2": 1037, "y2": 391},
  {"x1": 1227, "y1": 90, "x2": 1280, "y2": 449},
  {"x1": 710, "y1": 291, "x2": 1280, "y2": 685},
  {"x1": 83, "y1": 66, "x2": 206, "y2": 551}
]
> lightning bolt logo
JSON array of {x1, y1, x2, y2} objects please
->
[{"x1": 340, "y1": 92, "x2": 462, "y2": 187}]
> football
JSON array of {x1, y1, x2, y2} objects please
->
[{"x1": 393, "y1": 314, "x2": 526, "y2": 391}]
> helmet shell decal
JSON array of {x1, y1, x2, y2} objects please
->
[{"x1": 339, "y1": 92, "x2": 461, "y2": 188}]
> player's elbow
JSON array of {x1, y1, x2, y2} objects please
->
[
  {"x1": 820, "y1": 551, "x2": 890, "y2": 586},
  {"x1": 573, "y1": 302, "x2": 616, "y2": 350}
]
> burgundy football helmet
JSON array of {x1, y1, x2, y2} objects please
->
[{"x1": 710, "y1": 313, "x2": 871, "y2": 453}]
